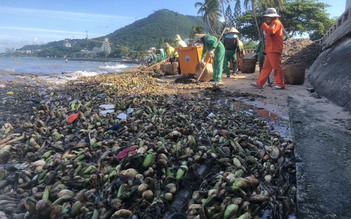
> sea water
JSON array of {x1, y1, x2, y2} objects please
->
[{"x1": 0, "y1": 56, "x2": 140, "y2": 84}]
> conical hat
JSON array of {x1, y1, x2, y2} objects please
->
[
  {"x1": 192, "y1": 34, "x2": 206, "y2": 45},
  {"x1": 228, "y1": 27, "x2": 239, "y2": 34}
]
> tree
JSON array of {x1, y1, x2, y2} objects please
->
[
  {"x1": 233, "y1": 0, "x2": 334, "y2": 41},
  {"x1": 233, "y1": 0, "x2": 286, "y2": 39},
  {"x1": 195, "y1": 0, "x2": 222, "y2": 35},
  {"x1": 224, "y1": 3, "x2": 241, "y2": 28},
  {"x1": 189, "y1": 26, "x2": 205, "y2": 40},
  {"x1": 281, "y1": 0, "x2": 334, "y2": 40},
  {"x1": 258, "y1": 0, "x2": 285, "y2": 11},
  {"x1": 234, "y1": 9, "x2": 263, "y2": 40}
]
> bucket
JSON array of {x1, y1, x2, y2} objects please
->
[
  {"x1": 195, "y1": 63, "x2": 213, "y2": 82},
  {"x1": 239, "y1": 58, "x2": 257, "y2": 73},
  {"x1": 282, "y1": 63, "x2": 306, "y2": 85}
]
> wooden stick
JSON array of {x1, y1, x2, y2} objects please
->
[
  {"x1": 197, "y1": 28, "x2": 227, "y2": 82},
  {"x1": 145, "y1": 60, "x2": 165, "y2": 70}
]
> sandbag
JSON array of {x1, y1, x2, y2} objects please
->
[
  {"x1": 195, "y1": 63, "x2": 213, "y2": 82},
  {"x1": 161, "y1": 62, "x2": 178, "y2": 75}
]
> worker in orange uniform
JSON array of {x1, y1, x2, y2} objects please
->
[{"x1": 252, "y1": 8, "x2": 285, "y2": 89}]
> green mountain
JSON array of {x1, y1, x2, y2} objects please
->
[
  {"x1": 103, "y1": 9, "x2": 206, "y2": 50},
  {"x1": 19, "y1": 9, "x2": 207, "y2": 58}
]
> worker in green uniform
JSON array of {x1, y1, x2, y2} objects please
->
[
  {"x1": 193, "y1": 34, "x2": 225, "y2": 85},
  {"x1": 223, "y1": 27, "x2": 241, "y2": 77},
  {"x1": 157, "y1": 48, "x2": 166, "y2": 62},
  {"x1": 256, "y1": 39, "x2": 265, "y2": 73}
]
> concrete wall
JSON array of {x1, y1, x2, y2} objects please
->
[
  {"x1": 308, "y1": 39, "x2": 351, "y2": 111},
  {"x1": 308, "y1": 7, "x2": 351, "y2": 111}
]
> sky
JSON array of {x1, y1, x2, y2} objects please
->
[{"x1": 0, "y1": 0, "x2": 347, "y2": 52}]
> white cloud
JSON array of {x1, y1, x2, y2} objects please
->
[
  {"x1": 0, "y1": 6, "x2": 135, "y2": 52},
  {"x1": 0, "y1": 6, "x2": 133, "y2": 23},
  {"x1": 0, "y1": 26, "x2": 85, "y2": 36}
]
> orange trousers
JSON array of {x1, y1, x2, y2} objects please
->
[{"x1": 257, "y1": 52, "x2": 285, "y2": 88}]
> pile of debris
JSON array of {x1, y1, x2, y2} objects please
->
[{"x1": 282, "y1": 38, "x2": 321, "y2": 68}]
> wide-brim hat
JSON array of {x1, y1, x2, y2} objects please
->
[
  {"x1": 192, "y1": 34, "x2": 206, "y2": 45},
  {"x1": 228, "y1": 27, "x2": 239, "y2": 34},
  {"x1": 263, "y1": 8, "x2": 280, "y2": 17}
]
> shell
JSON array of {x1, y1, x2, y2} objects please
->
[{"x1": 0, "y1": 70, "x2": 297, "y2": 219}]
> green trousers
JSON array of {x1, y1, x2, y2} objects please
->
[
  {"x1": 212, "y1": 42, "x2": 225, "y2": 82},
  {"x1": 258, "y1": 53, "x2": 265, "y2": 73},
  {"x1": 224, "y1": 50, "x2": 237, "y2": 76}
]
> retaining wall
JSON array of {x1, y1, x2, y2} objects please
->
[{"x1": 308, "y1": 7, "x2": 351, "y2": 111}]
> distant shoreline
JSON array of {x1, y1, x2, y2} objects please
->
[
  {"x1": 67, "y1": 57, "x2": 140, "y2": 64},
  {"x1": 0, "y1": 54, "x2": 141, "y2": 64}
]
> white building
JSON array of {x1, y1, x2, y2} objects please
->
[{"x1": 64, "y1": 40, "x2": 72, "y2": 48}]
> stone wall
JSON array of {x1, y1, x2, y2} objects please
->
[{"x1": 308, "y1": 7, "x2": 351, "y2": 111}]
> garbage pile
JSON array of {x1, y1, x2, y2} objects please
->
[
  {"x1": 0, "y1": 72, "x2": 297, "y2": 219},
  {"x1": 282, "y1": 38, "x2": 321, "y2": 67}
]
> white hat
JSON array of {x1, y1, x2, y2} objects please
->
[
  {"x1": 192, "y1": 34, "x2": 206, "y2": 45},
  {"x1": 175, "y1": 34, "x2": 182, "y2": 41},
  {"x1": 148, "y1": 47, "x2": 156, "y2": 53},
  {"x1": 263, "y1": 8, "x2": 280, "y2": 17}
]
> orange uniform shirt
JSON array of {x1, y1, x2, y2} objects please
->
[{"x1": 261, "y1": 18, "x2": 283, "y2": 53}]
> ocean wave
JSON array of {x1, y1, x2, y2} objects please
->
[{"x1": 0, "y1": 57, "x2": 139, "y2": 83}]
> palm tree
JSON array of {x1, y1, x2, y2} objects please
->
[
  {"x1": 241, "y1": 0, "x2": 261, "y2": 39},
  {"x1": 235, "y1": 0, "x2": 285, "y2": 39},
  {"x1": 219, "y1": 0, "x2": 231, "y2": 23},
  {"x1": 259, "y1": 0, "x2": 285, "y2": 11},
  {"x1": 195, "y1": 0, "x2": 222, "y2": 35},
  {"x1": 195, "y1": 0, "x2": 285, "y2": 39}
]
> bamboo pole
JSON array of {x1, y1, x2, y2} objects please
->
[{"x1": 144, "y1": 59, "x2": 166, "y2": 71}]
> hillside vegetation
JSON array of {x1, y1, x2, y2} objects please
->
[
  {"x1": 105, "y1": 9, "x2": 206, "y2": 50},
  {"x1": 20, "y1": 9, "x2": 207, "y2": 58}
]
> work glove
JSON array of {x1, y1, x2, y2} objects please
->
[{"x1": 209, "y1": 51, "x2": 214, "y2": 58}]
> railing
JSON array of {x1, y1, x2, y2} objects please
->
[{"x1": 313, "y1": 7, "x2": 351, "y2": 47}]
